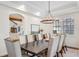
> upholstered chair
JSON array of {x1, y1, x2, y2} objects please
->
[{"x1": 47, "y1": 34, "x2": 61, "y2": 57}]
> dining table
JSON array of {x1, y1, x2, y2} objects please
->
[{"x1": 21, "y1": 40, "x2": 49, "y2": 57}]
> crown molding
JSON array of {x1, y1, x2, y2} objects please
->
[{"x1": 0, "y1": 2, "x2": 41, "y2": 19}]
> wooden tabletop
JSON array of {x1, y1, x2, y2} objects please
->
[{"x1": 21, "y1": 40, "x2": 48, "y2": 55}]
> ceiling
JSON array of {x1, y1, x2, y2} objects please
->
[
  {"x1": 11, "y1": 1, "x2": 76, "y2": 11},
  {"x1": 0, "y1": 1, "x2": 79, "y2": 18}
]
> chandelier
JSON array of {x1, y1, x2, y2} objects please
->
[{"x1": 40, "y1": 1, "x2": 54, "y2": 24}]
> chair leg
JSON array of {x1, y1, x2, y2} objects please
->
[
  {"x1": 56, "y1": 52, "x2": 59, "y2": 57},
  {"x1": 63, "y1": 47, "x2": 66, "y2": 54},
  {"x1": 26, "y1": 52, "x2": 28, "y2": 55},
  {"x1": 62, "y1": 46, "x2": 67, "y2": 54},
  {"x1": 60, "y1": 50, "x2": 63, "y2": 57},
  {"x1": 60, "y1": 53, "x2": 63, "y2": 57},
  {"x1": 64, "y1": 46, "x2": 67, "y2": 51},
  {"x1": 65, "y1": 46, "x2": 68, "y2": 51},
  {"x1": 63, "y1": 48, "x2": 66, "y2": 54}
]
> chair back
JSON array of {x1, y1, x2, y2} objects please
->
[
  {"x1": 25, "y1": 35, "x2": 28, "y2": 42},
  {"x1": 38, "y1": 34, "x2": 43, "y2": 40},
  {"x1": 45, "y1": 33, "x2": 50, "y2": 41},
  {"x1": 33, "y1": 34, "x2": 39, "y2": 41},
  {"x1": 42, "y1": 33, "x2": 50, "y2": 41},
  {"x1": 27, "y1": 34, "x2": 34, "y2": 42},
  {"x1": 57, "y1": 33, "x2": 66, "y2": 52},
  {"x1": 48, "y1": 35, "x2": 61, "y2": 57},
  {"x1": 42, "y1": 34, "x2": 46, "y2": 39}
]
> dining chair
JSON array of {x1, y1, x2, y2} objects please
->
[
  {"x1": 33, "y1": 34, "x2": 39, "y2": 46},
  {"x1": 27, "y1": 34, "x2": 34, "y2": 43},
  {"x1": 21, "y1": 35, "x2": 33, "y2": 55},
  {"x1": 35, "y1": 34, "x2": 48, "y2": 57},
  {"x1": 45, "y1": 33, "x2": 50, "y2": 42},
  {"x1": 57, "y1": 33, "x2": 66, "y2": 57},
  {"x1": 25, "y1": 35, "x2": 28, "y2": 47},
  {"x1": 26, "y1": 34, "x2": 35, "y2": 56},
  {"x1": 62, "y1": 34, "x2": 67, "y2": 53},
  {"x1": 38, "y1": 34, "x2": 43, "y2": 40},
  {"x1": 38, "y1": 34, "x2": 45, "y2": 43},
  {"x1": 42, "y1": 34, "x2": 46, "y2": 39},
  {"x1": 47, "y1": 34, "x2": 61, "y2": 57},
  {"x1": 42, "y1": 33, "x2": 50, "y2": 42},
  {"x1": 38, "y1": 34, "x2": 44, "y2": 43},
  {"x1": 20, "y1": 35, "x2": 28, "y2": 55}
]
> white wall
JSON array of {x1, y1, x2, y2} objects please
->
[
  {"x1": 0, "y1": 4, "x2": 40, "y2": 56},
  {"x1": 0, "y1": 5, "x2": 10, "y2": 56},
  {"x1": 1, "y1": 2, "x2": 79, "y2": 56},
  {"x1": 40, "y1": 11, "x2": 79, "y2": 49},
  {"x1": 40, "y1": 23, "x2": 53, "y2": 34},
  {"x1": 58, "y1": 12, "x2": 79, "y2": 48}
]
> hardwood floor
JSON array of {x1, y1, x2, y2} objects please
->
[
  {"x1": 1, "y1": 55, "x2": 8, "y2": 57},
  {"x1": 2, "y1": 46, "x2": 79, "y2": 57},
  {"x1": 62, "y1": 48, "x2": 79, "y2": 57},
  {"x1": 59, "y1": 46, "x2": 79, "y2": 57}
]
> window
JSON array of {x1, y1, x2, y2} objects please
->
[
  {"x1": 63, "y1": 17, "x2": 74, "y2": 34},
  {"x1": 53, "y1": 20, "x2": 61, "y2": 33},
  {"x1": 52, "y1": 17, "x2": 74, "y2": 34},
  {"x1": 31, "y1": 24, "x2": 40, "y2": 34}
]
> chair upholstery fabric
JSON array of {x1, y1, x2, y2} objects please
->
[{"x1": 48, "y1": 35, "x2": 61, "y2": 57}]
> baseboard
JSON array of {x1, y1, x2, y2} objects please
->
[
  {"x1": 0, "y1": 54, "x2": 8, "y2": 57},
  {"x1": 66, "y1": 45, "x2": 79, "y2": 50}
]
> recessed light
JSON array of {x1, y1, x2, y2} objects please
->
[
  {"x1": 18, "y1": 5, "x2": 25, "y2": 11},
  {"x1": 35, "y1": 12, "x2": 40, "y2": 16}
]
